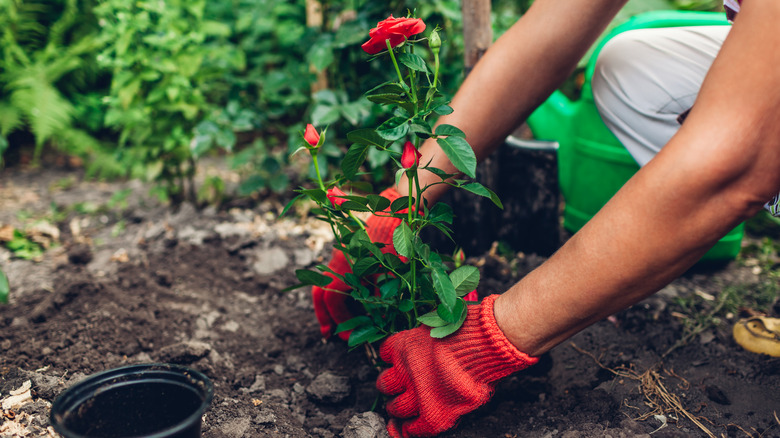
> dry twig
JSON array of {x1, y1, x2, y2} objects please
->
[{"x1": 570, "y1": 342, "x2": 716, "y2": 438}]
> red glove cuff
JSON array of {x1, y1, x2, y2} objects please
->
[{"x1": 457, "y1": 294, "x2": 539, "y2": 383}]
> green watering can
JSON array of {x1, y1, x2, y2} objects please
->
[{"x1": 525, "y1": 10, "x2": 744, "y2": 262}]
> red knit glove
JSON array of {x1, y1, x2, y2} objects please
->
[
  {"x1": 312, "y1": 188, "x2": 403, "y2": 340},
  {"x1": 376, "y1": 294, "x2": 538, "y2": 437}
]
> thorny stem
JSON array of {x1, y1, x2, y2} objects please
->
[
  {"x1": 312, "y1": 153, "x2": 326, "y2": 192},
  {"x1": 407, "y1": 168, "x2": 419, "y2": 324},
  {"x1": 432, "y1": 48, "x2": 440, "y2": 90},
  {"x1": 386, "y1": 39, "x2": 415, "y2": 105},
  {"x1": 348, "y1": 211, "x2": 367, "y2": 231}
]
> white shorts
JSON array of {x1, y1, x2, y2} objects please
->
[{"x1": 592, "y1": 25, "x2": 780, "y2": 216}]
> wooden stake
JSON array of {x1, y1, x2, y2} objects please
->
[
  {"x1": 306, "y1": 0, "x2": 328, "y2": 94},
  {"x1": 461, "y1": 0, "x2": 493, "y2": 74}
]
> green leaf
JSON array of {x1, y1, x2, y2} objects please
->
[
  {"x1": 347, "y1": 128, "x2": 388, "y2": 148},
  {"x1": 377, "y1": 117, "x2": 409, "y2": 142},
  {"x1": 432, "y1": 267, "x2": 456, "y2": 313},
  {"x1": 418, "y1": 310, "x2": 449, "y2": 328},
  {"x1": 278, "y1": 194, "x2": 305, "y2": 218},
  {"x1": 352, "y1": 258, "x2": 379, "y2": 277},
  {"x1": 434, "y1": 124, "x2": 466, "y2": 138},
  {"x1": 410, "y1": 117, "x2": 433, "y2": 139},
  {"x1": 295, "y1": 269, "x2": 332, "y2": 287},
  {"x1": 340, "y1": 200, "x2": 371, "y2": 212},
  {"x1": 425, "y1": 166, "x2": 457, "y2": 180},
  {"x1": 348, "y1": 325, "x2": 385, "y2": 347},
  {"x1": 0, "y1": 269, "x2": 8, "y2": 304},
  {"x1": 449, "y1": 266, "x2": 480, "y2": 296},
  {"x1": 383, "y1": 253, "x2": 404, "y2": 270},
  {"x1": 379, "y1": 278, "x2": 400, "y2": 300},
  {"x1": 335, "y1": 316, "x2": 372, "y2": 334},
  {"x1": 437, "y1": 297, "x2": 466, "y2": 324},
  {"x1": 461, "y1": 183, "x2": 503, "y2": 209},
  {"x1": 430, "y1": 305, "x2": 468, "y2": 338},
  {"x1": 390, "y1": 196, "x2": 410, "y2": 213},
  {"x1": 392, "y1": 222, "x2": 414, "y2": 259},
  {"x1": 365, "y1": 83, "x2": 409, "y2": 105},
  {"x1": 428, "y1": 203, "x2": 453, "y2": 224},
  {"x1": 413, "y1": 239, "x2": 430, "y2": 260},
  {"x1": 367, "y1": 194, "x2": 391, "y2": 212},
  {"x1": 398, "y1": 299, "x2": 414, "y2": 312},
  {"x1": 398, "y1": 53, "x2": 428, "y2": 73},
  {"x1": 302, "y1": 188, "x2": 327, "y2": 205},
  {"x1": 351, "y1": 230, "x2": 383, "y2": 260},
  {"x1": 433, "y1": 104, "x2": 454, "y2": 115},
  {"x1": 437, "y1": 136, "x2": 477, "y2": 179},
  {"x1": 341, "y1": 144, "x2": 369, "y2": 180}
]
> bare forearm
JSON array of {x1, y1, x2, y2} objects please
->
[{"x1": 398, "y1": 0, "x2": 629, "y2": 199}]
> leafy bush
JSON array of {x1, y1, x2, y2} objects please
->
[
  {"x1": 0, "y1": 0, "x2": 105, "y2": 165},
  {"x1": 94, "y1": 0, "x2": 245, "y2": 201}
]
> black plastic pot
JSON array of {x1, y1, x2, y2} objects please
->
[{"x1": 50, "y1": 363, "x2": 213, "y2": 438}]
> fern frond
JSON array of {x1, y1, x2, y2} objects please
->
[
  {"x1": 9, "y1": 73, "x2": 74, "y2": 146},
  {"x1": 0, "y1": 102, "x2": 23, "y2": 136}
]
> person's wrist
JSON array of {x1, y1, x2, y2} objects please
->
[{"x1": 455, "y1": 295, "x2": 538, "y2": 382}]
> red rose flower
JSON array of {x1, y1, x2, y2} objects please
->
[
  {"x1": 361, "y1": 15, "x2": 426, "y2": 55},
  {"x1": 326, "y1": 187, "x2": 348, "y2": 208},
  {"x1": 401, "y1": 141, "x2": 422, "y2": 169},
  {"x1": 304, "y1": 124, "x2": 320, "y2": 147}
]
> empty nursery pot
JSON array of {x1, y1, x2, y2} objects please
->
[{"x1": 50, "y1": 363, "x2": 213, "y2": 438}]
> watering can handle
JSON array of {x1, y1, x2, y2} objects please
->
[{"x1": 505, "y1": 136, "x2": 559, "y2": 152}]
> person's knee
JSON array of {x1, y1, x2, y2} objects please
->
[{"x1": 592, "y1": 30, "x2": 655, "y2": 106}]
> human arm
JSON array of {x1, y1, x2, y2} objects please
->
[
  {"x1": 493, "y1": 0, "x2": 780, "y2": 356},
  {"x1": 395, "y1": 0, "x2": 630, "y2": 200}
]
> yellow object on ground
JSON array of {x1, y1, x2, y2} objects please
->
[{"x1": 732, "y1": 317, "x2": 780, "y2": 357}]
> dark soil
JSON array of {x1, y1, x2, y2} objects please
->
[{"x1": 1, "y1": 165, "x2": 779, "y2": 438}]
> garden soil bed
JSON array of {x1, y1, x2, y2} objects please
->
[{"x1": 1, "y1": 164, "x2": 779, "y2": 438}]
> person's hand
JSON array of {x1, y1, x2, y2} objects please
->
[
  {"x1": 376, "y1": 294, "x2": 538, "y2": 437},
  {"x1": 312, "y1": 188, "x2": 402, "y2": 340}
]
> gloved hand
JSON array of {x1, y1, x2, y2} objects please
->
[
  {"x1": 376, "y1": 294, "x2": 538, "y2": 437},
  {"x1": 312, "y1": 187, "x2": 403, "y2": 340}
]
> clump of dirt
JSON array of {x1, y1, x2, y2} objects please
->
[{"x1": 1, "y1": 166, "x2": 779, "y2": 438}]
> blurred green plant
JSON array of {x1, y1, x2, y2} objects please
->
[
  {"x1": 3, "y1": 228, "x2": 45, "y2": 260},
  {"x1": 0, "y1": 0, "x2": 105, "y2": 165},
  {"x1": 95, "y1": 0, "x2": 243, "y2": 202},
  {"x1": 0, "y1": 268, "x2": 8, "y2": 304}
]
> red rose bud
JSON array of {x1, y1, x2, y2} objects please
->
[
  {"x1": 401, "y1": 141, "x2": 422, "y2": 169},
  {"x1": 326, "y1": 187, "x2": 348, "y2": 208},
  {"x1": 454, "y1": 248, "x2": 465, "y2": 268},
  {"x1": 304, "y1": 124, "x2": 320, "y2": 147},
  {"x1": 361, "y1": 15, "x2": 426, "y2": 55}
]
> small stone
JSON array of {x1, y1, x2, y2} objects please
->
[
  {"x1": 342, "y1": 412, "x2": 389, "y2": 438},
  {"x1": 311, "y1": 427, "x2": 336, "y2": 438},
  {"x1": 255, "y1": 408, "x2": 277, "y2": 425},
  {"x1": 247, "y1": 375, "x2": 266, "y2": 393},
  {"x1": 306, "y1": 372, "x2": 351, "y2": 404},
  {"x1": 266, "y1": 388, "x2": 289, "y2": 402},
  {"x1": 157, "y1": 341, "x2": 212, "y2": 364},
  {"x1": 252, "y1": 247, "x2": 289, "y2": 275},
  {"x1": 273, "y1": 364, "x2": 284, "y2": 375}
]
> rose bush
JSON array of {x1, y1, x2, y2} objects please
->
[{"x1": 285, "y1": 15, "x2": 502, "y2": 348}]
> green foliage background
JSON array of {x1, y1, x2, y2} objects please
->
[{"x1": 0, "y1": 0, "x2": 720, "y2": 201}]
